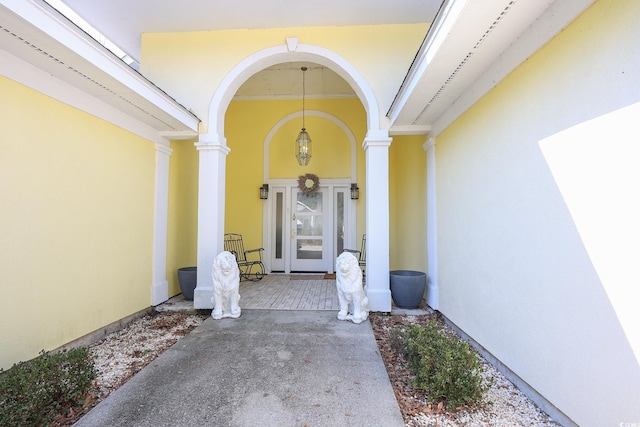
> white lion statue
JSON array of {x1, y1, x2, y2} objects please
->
[
  {"x1": 335, "y1": 251, "x2": 369, "y2": 324},
  {"x1": 210, "y1": 251, "x2": 241, "y2": 320}
]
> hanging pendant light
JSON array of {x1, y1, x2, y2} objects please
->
[{"x1": 296, "y1": 66, "x2": 312, "y2": 166}]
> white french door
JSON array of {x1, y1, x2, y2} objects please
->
[
  {"x1": 291, "y1": 188, "x2": 328, "y2": 271},
  {"x1": 265, "y1": 180, "x2": 355, "y2": 273}
]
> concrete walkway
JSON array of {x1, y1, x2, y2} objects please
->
[{"x1": 75, "y1": 310, "x2": 405, "y2": 427}]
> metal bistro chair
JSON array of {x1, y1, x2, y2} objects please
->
[
  {"x1": 223, "y1": 233, "x2": 266, "y2": 281},
  {"x1": 343, "y1": 234, "x2": 366, "y2": 275}
]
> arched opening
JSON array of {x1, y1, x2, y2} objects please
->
[
  {"x1": 201, "y1": 40, "x2": 381, "y2": 141},
  {"x1": 194, "y1": 41, "x2": 391, "y2": 312}
]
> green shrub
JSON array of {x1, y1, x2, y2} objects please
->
[
  {"x1": 393, "y1": 319, "x2": 489, "y2": 410},
  {"x1": 0, "y1": 348, "x2": 97, "y2": 426}
]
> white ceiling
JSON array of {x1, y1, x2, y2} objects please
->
[{"x1": 235, "y1": 62, "x2": 357, "y2": 100}]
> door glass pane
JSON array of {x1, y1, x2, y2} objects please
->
[
  {"x1": 296, "y1": 192, "x2": 323, "y2": 236},
  {"x1": 296, "y1": 191, "x2": 322, "y2": 211},
  {"x1": 297, "y1": 239, "x2": 322, "y2": 259},
  {"x1": 336, "y1": 192, "x2": 344, "y2": 254},
  {"x1": 295, "y1": 191, "x2": 323, "y2": 260},
  {"x1": 275, "y1": 192, "x2": 283, "y2": 259},
  {"x1": 297, "y1": 217, "x2": 322, "y2": 235}
]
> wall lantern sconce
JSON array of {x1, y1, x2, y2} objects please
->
[
  {"x1": 259, "y1": 184, "x2": 269, "y2": 200},
  {"x1": 350, "y1": 183, "x2": 360, "y2": 200}
]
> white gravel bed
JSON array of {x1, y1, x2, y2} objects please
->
[{"x1": 88, "y1": 311, "x2": 206, "y2": 399}]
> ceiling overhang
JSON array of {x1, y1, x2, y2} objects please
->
[
  {"x1": 387, "y1": 0, "x2": 597, "y2": 136},
  {"x1": 0, "y1": 0, "x2": 199, "y2": 142},
  {"x1": 1, "y1": 0, "x2": 598, "y2": 141}
]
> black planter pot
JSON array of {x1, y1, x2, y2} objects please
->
[
  {"x1": 177, "y1": 266, "x2": 197, "y2": 301},
  {"x1": 390, "y1": 270, "x2": 426, "y2": 309}
]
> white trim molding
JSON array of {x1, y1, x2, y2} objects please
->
[
  {"x1": 205, "y1": 41, "x2": 381, "y2": 138},
  {"x1": 263, "y1": 110, "x2": 358, "y2": 182},
  {"x1": 364, "y1": 132, "x2": 393, "y2": 312},
  {"x1": 151, "y1": 141, "x2": 172, "y2": 306},
  {"x1": 431, "y1": 0, "x2": 597, "y2": 136},
  {"x1": 193, "y1": 137, "x2": 230, "y2": 309},
  {"x1": 0, "y1": 48, "x2": 168, "y2": 144},
  {"x1": 423, "y1": 136, "x2": 439, "y2": 309},
  {"x1": 0, "y1": 1, "x2": 199, "y2": 137}
]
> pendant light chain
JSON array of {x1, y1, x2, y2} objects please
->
[
  {"x1": 295, "y1": 65, "x2": 312, "y2": 166},
  {"x1": 301, "y1": 66, "x2": 307, "y2": 129}
]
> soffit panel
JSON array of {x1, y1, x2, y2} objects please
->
[
  {"x1": 391, "y1": 0, "x2": 557, "y2": 130},
  {"x1": 0, "y1": 4, "x2": 197, "y2": 133}
]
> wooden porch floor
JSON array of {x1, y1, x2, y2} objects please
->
[{"x1": 238, "y1": 274, "x2": 339, "y2": 310}]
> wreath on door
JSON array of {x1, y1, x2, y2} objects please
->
[{"x1": 298, "y1": 173, "x2": 320, "y2": 194}]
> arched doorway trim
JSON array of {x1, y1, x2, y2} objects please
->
[
  {"x1": 203, "y1": 41, "x2": 381, "y2": 142},
  {"x1": 263, "y1": 109, "x2": 357, "y2": 181}
]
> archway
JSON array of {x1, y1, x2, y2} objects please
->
[{"x1": 194, "y1": 39, "x2": 392, "y2": 312}]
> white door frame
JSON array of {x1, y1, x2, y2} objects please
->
[{"x1": 262, "y1": 178, "x2": 356, "y2": 274}]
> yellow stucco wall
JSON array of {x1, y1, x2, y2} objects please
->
[
  {"x1": 166, "y1": 139, "x2": 199, "y2": 296},
  {"x1": 389, "y1": 135, "x2": 427, "y2": 271},
  {"x1": 435, "y1": 0, "x2": 640, "y2": 424},
  {"x1": 0, "y1": 76, "x2": 155, "y2": 370},
  {"x1": 223, "y1": 98, "x2": 368, "y2": 251}
]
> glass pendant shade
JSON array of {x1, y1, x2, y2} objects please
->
[{"x1": 296, "y1": 128, "x2": 312, "y2": 166}]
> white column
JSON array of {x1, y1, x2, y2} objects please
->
[
  {"x1": 363, "y1": 131, "x2": 392, "y2": 312},
  {"x1": 424, "y1": 137, "x2": 439, "y2": 310},
  {"x1": 193, "y1": 135, "x2": 230, "y2": 309},
  {"x1": 151, "y1": 141, "x2": 172, "y2": 306}
]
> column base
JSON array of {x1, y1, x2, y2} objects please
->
[
  {"x1": 194, "y1": 287, "x2": 214, "y2": 309},
  {"x1": 151, "y1": 280, "x2": 169, "y2": 306},
  {"x1": 426, "y1": 282, "x2": 439, "y2": 310},
  {"x1": 367, "y1": 288, "x2": 392, "y2": 312}
]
